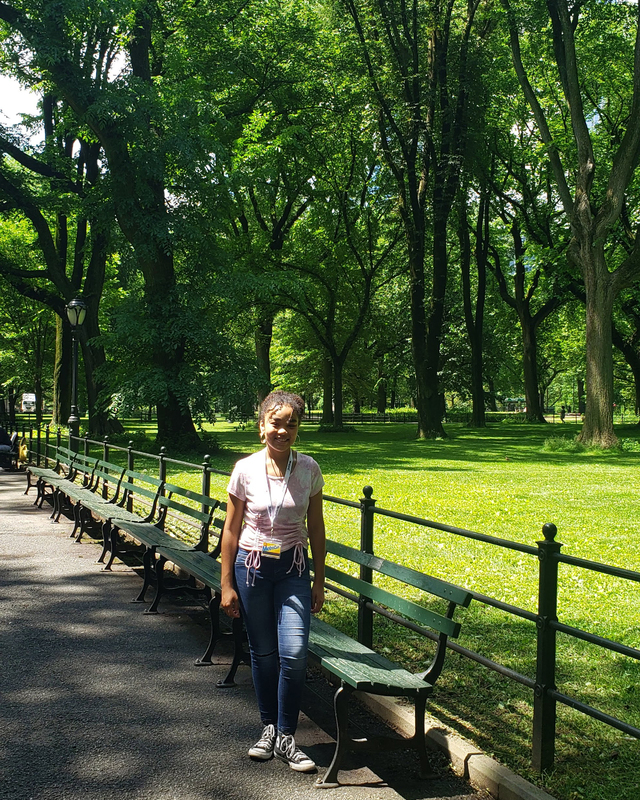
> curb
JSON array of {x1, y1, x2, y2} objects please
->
[{"x1": 355, "y1": 693, "x2": 557, "y2": 800}]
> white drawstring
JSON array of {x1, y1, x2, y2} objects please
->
[
  {"x1": 244, "y1": 548, "x2": 261, "y2": 586},
  {"x1": 286, "y1": 542, "x2": 305, "y2": 577},
  {"x1": 244, "y1": 542, "x2": 305, "y2": 584}
]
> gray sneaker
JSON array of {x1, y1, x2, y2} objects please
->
[
  {"x1": 274, "y1": 732, "x2": 316, "y2": 772},
  {"x1": 248, "y1": 724, "x2": 276, "y2": 760}
]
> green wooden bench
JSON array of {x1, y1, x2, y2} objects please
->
[
  {"x1": 118, "y1": 497, "x2": 248, "y2": 686},
  {"x1": 112, "y1": 482, "x2": 218, "y2": 596},
  {"x1": 310, "y1": 538, "x2": 472, "y2": 788},
  {"x1": 25, "y1": 446, "x2": 78, "y2": 510},
  {"x1": 26, "y1": 448, "x2": 104, "y2": 521},
  {"x1": 59, "y1": 459, "x2": 126, "y2": 538},
  {"x1": 49, "y1": 453, "x2": 109, "y2": 526},
  {"x1": 141, "y1": 502, "x2": 250, "y2": 687},
  {"x1": 80, "y1": 469, "x2": 167, "y2": 570}
]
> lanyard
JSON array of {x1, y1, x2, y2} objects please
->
[{"x1": 265, "y1": 450, "x2": 294, "y2": 536}]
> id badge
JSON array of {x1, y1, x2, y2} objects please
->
[{"x1": 262, "y1": 541, "x2": 281, "y2": 559}]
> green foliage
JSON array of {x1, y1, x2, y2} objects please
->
[{"x1": 544, "y1": 435, "x2": 583, "y2": 453}]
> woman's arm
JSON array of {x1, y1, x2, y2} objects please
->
[
  {"x1": 220, "y1": 492, "x2": 246, "y2": 618},
  {"x1": 307, "y1": 490, "x2": 326, "y2": 614}
]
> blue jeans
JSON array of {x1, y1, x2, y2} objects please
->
[{"x1": 235, "y1": 547, "x2": 311, "y2": 735}]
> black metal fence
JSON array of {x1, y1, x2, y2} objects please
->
[{"x1": 15, "y1": 424, "x2": 640, "y2": 773}]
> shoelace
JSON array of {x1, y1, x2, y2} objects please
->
[
  {"x1": 257, "y1": 725, "x2": 275, "y2": 748},
  {"x1": 279, "y1": 735, "x2": 304, "y2": 761}
]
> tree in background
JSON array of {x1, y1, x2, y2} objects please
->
[
  {"x1": 0, "y1": 83, "x2": 120, "y2": 434},
  {"x1": 503, "y1": 0, "x2": 640, "y2": 446},
  {"x1": 0, "y1": 284, "x2": 55, "y2": 427},
  {"x1": 338, "y1": 0, "x2": 493, "y2": 438}
]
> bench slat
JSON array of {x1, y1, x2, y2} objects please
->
[
  {"x1": 155, "y1": 547, "x2": 221, "y2": 585},
  {"x1": 115, "y1": 520, "x2": 192, "y2": 551},
  {"x1": 327, "y1": 539, "x2": 471, "y2": 608},
  {"x1": 163, "y1": 482, "x2": 216, "y2": 508},
  {"x1": 323, "y1": 564, "x2": 461, "y2": 638},
  {"x1": 309, "y1": 618, "x2": 432, "y2": 694}
]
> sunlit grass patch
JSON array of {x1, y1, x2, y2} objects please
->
[{"x1": 85, "y1": 418, "x2": 640, "y2": 800}]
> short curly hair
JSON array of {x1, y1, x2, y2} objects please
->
[{"x1": 259, "y1": 391, "x2": 305, "y2": 425}]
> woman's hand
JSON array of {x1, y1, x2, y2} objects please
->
[
  {"x1": 311, "y1": 576, "x2": 325, "y2": 614},
  {"x1": 221, "y1": 586, "x2": 241, "y2": 618}
]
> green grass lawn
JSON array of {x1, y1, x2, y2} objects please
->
[{"x1": 88, "y1": 418, "x2": 640, "y2": 800}]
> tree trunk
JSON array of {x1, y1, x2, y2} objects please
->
[
  {"x1": 409, "y1": 239, "x2": 433, "y2": 437},
  {"x1": 421, "y1": 210, "x2": 449, "y2": 437},
  {"x1": 460, "y1": 194, "x2": 487, "y2": 428},
  {"x1": 34, "y1": 373, "x2": 43, "y2": 430},
  {"x1": 255, "y1": 313, "x2": 273, "y2": 405},
  {"x1": 81, "y1": 228, "x2": 123, "y2": 435},
  {"x1": 376, "y1": 362, "x2": 386, "y2": 414},
  {"x1": 333, "y1": 357, "x2": 344, "y2": 428},
  {"x1": 486, "y1": 376, "x2": 498, "y2": 412},
  {"x1": 578, "y1": 252, "x2": 617, "y2": 447},
  {"x1": 53, "y1": 317, "x2": 71, "y2": 428},
  {"x1": 321, "y1": 357, "x2": 333, "y2": 424},
  {"x1": 521, "y1": 319, "x2": 545, "y2": 422}
]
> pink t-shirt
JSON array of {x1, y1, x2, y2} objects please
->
[{"x1": 227, "y1": 449, "x2": 324, "y2": 553}]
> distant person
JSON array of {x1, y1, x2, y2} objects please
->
[
  {"x1": 560, "y1": 405, "x2": 566, "y2": 422},
  {"x1": 221, "y1": 391, "x2": 326, "y2": 773},
  {"x1": 0, "y1": 426, "x2": 12, "y2": 452}
]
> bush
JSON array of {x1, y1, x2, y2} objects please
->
[
  {"x1": 105, "y1": 430, "x2": 150, "y2": 448},
  {"x1": 618, "y1": 437, "x2": 640, "y2": 453},
  {"x1": 543, "y1": 435, "x2": 584, "y2": 453}
]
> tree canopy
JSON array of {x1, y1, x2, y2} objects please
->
[{"x1": 1, "y1": 0, "x2": 640, "y2": 444}]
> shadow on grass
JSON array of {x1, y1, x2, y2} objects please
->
[{"x1": 83, "y1": 421, "x2": 640, "y2": 482}]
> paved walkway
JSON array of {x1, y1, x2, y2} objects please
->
[{"x1": 0, "y1": 469, "x2": 490, "y2": 800}]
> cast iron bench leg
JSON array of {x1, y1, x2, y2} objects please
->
[
  {"x1": 102, "y1": 524, "x2": 118, "y2": 571},
  {"x1": 216, "y1": 612, "x2": 249, "y2": 687},
  {"x1": 35, "y1": 478, "x2": 45, "y2": 506},
  {"x1": 71, "y1": 504, "x2": 83, "y2": 539},
  {"x1": 143, "y1": 552, "x2": 164, "y2": 611},
  {"x1": 53, "y1": 490, "x2": 66, "y2": 522},
  {"x1": 97, "y1": 520, "x2": 110, "y2": 563},
  {"x1": 51, "y1": 488, "x2": 61, "y2": 520},
  {"x1": 316, "y1": 683, "x2": 351, "y2": 788},
  {"x1": 414, "y1": 694, "x2": 434, "y2": 778},
  {"x1": 196, "y1": 590, "x2": 221, "y2": 667}
]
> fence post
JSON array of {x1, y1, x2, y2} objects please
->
[
  {"x1": 358, "y1": 485, "x2": 376, "y2": 649},
  {"x1": 127, "y1": 442, "x2": 134, "y2": 512},
  {"x1": 197, "y1": 455, "x2": 212, "y2": 552},
  {"x1": 532, "y1": 522, "x2": 562, "y2": 772},
  {"x1": 83, "y1": 433, "x2": 89, "y2": 457},
  {"x1": 55, "y1": 428, "x2": 61, "y2": 470},
  {"x1": 36, "y1": 425, "x2": 42, "y2": 467},
  {"x1": 158, "y1": 446, "x2": 167, "y2": 484},
  {"x1": 102, "y1": 436, "x2": 110, "y2": 498},
  {"x1": 28, "y1": 426, "x2": 34, "y2": 465},
  {"x1": 201, "y1": 455, "x2": 211, "y2": 510}
]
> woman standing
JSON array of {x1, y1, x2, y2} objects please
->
[{"x1": 221, "y1": 391, "x2": 326, "y2": 772}]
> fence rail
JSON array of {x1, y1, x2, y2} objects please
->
[{"x1": 14, "y1": 423, "x2": 640, "y2": 774}]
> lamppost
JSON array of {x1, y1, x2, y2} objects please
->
[{"x1": 66, "y1": 298, "x2": 87, "y2": 450}]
